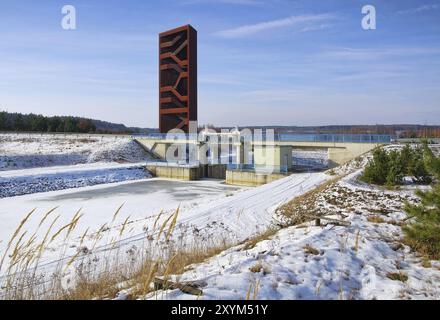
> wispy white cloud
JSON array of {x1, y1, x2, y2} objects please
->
[
  {"x1": 214, "y1": 14, "x2": 335, "y2": 38},
  {"x1": 332, "y1": 71, "x2": 405, "y2": 82},
  {"x1": 397, "y1": 3, "x2": 440, "y2": 14},
  {"x1": 317, "y1": 46, "x2": 440, "y2": 60},
  {"x1": 300, "y1": 23, "x2": 333, "y2": 33}
]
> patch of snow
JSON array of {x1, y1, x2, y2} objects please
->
[
  {"x1": 0, "y1": 133, "x2": 151, "y2": 171},
  {"x1": 0, "y1": 163, "x2": 151, "y2": 198}
]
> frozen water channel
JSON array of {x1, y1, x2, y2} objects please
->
[{"x1": 43, "y1": 178, "x2": 242, "y2": 202}]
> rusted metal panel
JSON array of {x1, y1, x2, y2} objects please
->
[{"x1": 159, "y1": 25, "x2": 198, "y2": 133}]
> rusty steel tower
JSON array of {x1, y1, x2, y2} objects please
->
[{"x1": 159, "y1": 25, "x2": 197, "y2": 133}]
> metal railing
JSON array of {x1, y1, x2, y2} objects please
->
[
  {"x1": 274, "y1": 133, "x2": 391, "y2": 143},
  {"x1": 132, "y1": 133, "x2": 198, "y2": 140},
  {"x1": 133, "y1": 132, "x2": 392, "y2": 144}
]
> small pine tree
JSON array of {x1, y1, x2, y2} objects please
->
[
  {"x1": 399, "y1": 144, "x2": 413, "y2": 174},
  {"x1": 362, "y1": 144, "x2": 432, "y2": 186},
  {"x1": 404, "y1": 142, "x2": 440, "y2": 258},
  {"x1": 362, "y1": 148, "x2": 389, "y2": 185},
  {"x1": 423, "y1": 143, "x2": 440, "y2": 181},
  {"x1": 408, "y1": 146, "x2": 432, "y2": 184},
  {"x1": 386, "y1": 150, "x2": 405, "y2": 186}
]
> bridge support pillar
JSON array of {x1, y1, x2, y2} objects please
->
[{"x1": 327, "y1": 143, "x2": 379, "y2": 167}]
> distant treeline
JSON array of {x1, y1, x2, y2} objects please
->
[
  {"x1": 0, "y1": 111, "x2": 97, "y2": 133},
  {"x1": 0, "y1": 111, "x2": 155, "y2": 134},
  {"x1": 2, "y1": 111, "x2": 440, "y2": 137}
]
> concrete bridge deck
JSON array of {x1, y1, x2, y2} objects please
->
[{"x1": 134, "y1": 133, "x2": 391, "y2": 167}]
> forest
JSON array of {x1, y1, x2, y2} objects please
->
[{"x1": 0, "y1": 111, "x2": 96, "y2": 133}]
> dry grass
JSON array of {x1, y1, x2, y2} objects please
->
[
  {"x1": 249, "y1": 262, "x2": 269, "y2": 275},
  {"x1": 371, "y1": 207, "x2": 391, "y2": 215},
  {"x1": 275, "y1": 178, "x2": 340, "y2": 226},
  {"x1": 60, "y1": 273, "x2": 124, "y2": 300},
  {"x1": 402, "y1": 237, "x2": 440, "y2": 260},
  {"x1": 353, "y1": 229, "x2": 361, "y2": 252},
  {"x1": 1, "y1": 203, "x2": 277, "y2": 300},
  {"x1": 367, "y1": 215, "x2": 386, "y2": 224},
  {"x1": 245, "y1": 279, "x2": 260, "y2": 300},
  {"x1": 303, "y1": 244, "x2": 320, "y2": 255},
  {"x1": 421, "y1": 259, "x2": 432, "y2": 268},
  {"x1": 241, "y1": 228, "x2": 278, "y2": 251},
  {"x1": 387, "y1": 272, "x2": 408, "y2": 282},
  {"x1": 249, "y1": 263, "x2": 263, "y2": 274}
]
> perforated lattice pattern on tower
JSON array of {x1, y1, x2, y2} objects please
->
[{"x1": 159, "y1": 25, "x2": 197, "y2": 133}]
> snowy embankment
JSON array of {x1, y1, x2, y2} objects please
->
[
  {"x1": 0, "y1": 133, "x2": 150, "y2": 170},
  {"x1": 0, "y1": 133, "x2": 153, "y2": 197},
  {"x1": 0, "y1": 163, "x2": 150, "y2": 198},
  {"x1": 143, "y1": 162, "x2": 440, "y2": 300}
]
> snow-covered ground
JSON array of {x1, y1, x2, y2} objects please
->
[
  {"x1": 0, "y1": 133, "x2": 155, "y2": 197},
  {"x1": 145, "y1": 168, "x2": 440, "y2": 300},
  {"x1": 0, "y1": 134, "x2": 330, "y2": 270},
  {"x1": 0, "y1": 133, "x2": 151, "y2": 171},
  {"x1": 4, "y1": 134, "x2": 438, "y2": 300},
  {"x1": 0, "y1": 133, "x2": 331, "y2": 294},
  {"x1": 0, "y1": 172, "x2": 328, "y2": 272},
  {"x1": 0, "y1": 163, "x2": 151, "y2": 198}
]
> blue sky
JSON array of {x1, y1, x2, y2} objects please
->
[{"x1": 0, "y1": 0, "x2": 439, "y2": 127}]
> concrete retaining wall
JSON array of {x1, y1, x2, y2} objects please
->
[
  {"x1": 199, "y1": 164, "x2": 227, "y2": 179},
  {"x1": 146, "y1": 164, "x2": 226, "y2": 181},
  {"x1": 146, "y1": 165, "x2": 200, "y2": 181},
  {"x1": 226, "y1": 170, "x2": 290, "y2": 186},
  {"x1": 327, "y1": 143, "x2": 378, "y2": 167}
]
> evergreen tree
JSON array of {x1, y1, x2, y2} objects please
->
[
  {"x1": 362, "y1": 148, "x2": 389, "y2": 185},
  {"x1": 362, "y1": 144, "x2": 432, "y2": 186},
  {"x1": 404, "y1": 142, "x2": 440, "y2": 258},
  {"x1": 13, "y1": 114, "x2": 24, "y2": 131},
  {"x1": 410, "y1": 147, "x2": 432, "y2": 184},
  {"x1": 0, "y1": 111, "x2": 6, "y2": 130},
  {"x1": 386, "y1": 150, "x2": 404, "y2": 186},
  {"x1": 63, "y1": 117, "x2": 77, "y2": 132},
  {"x1": 399, "y1": 144, "x2": 413, "y2": 174}
]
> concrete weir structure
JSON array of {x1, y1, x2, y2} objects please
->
[
  {"x1": 226, "y1": 170, "x2": 291, "y2": 186},
  {"x1": 135, "y1": 133, "x2": 391, "y2": 186},
  {"x1": 146, "y1": 162, "x2": 226, "y2": 181}
]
